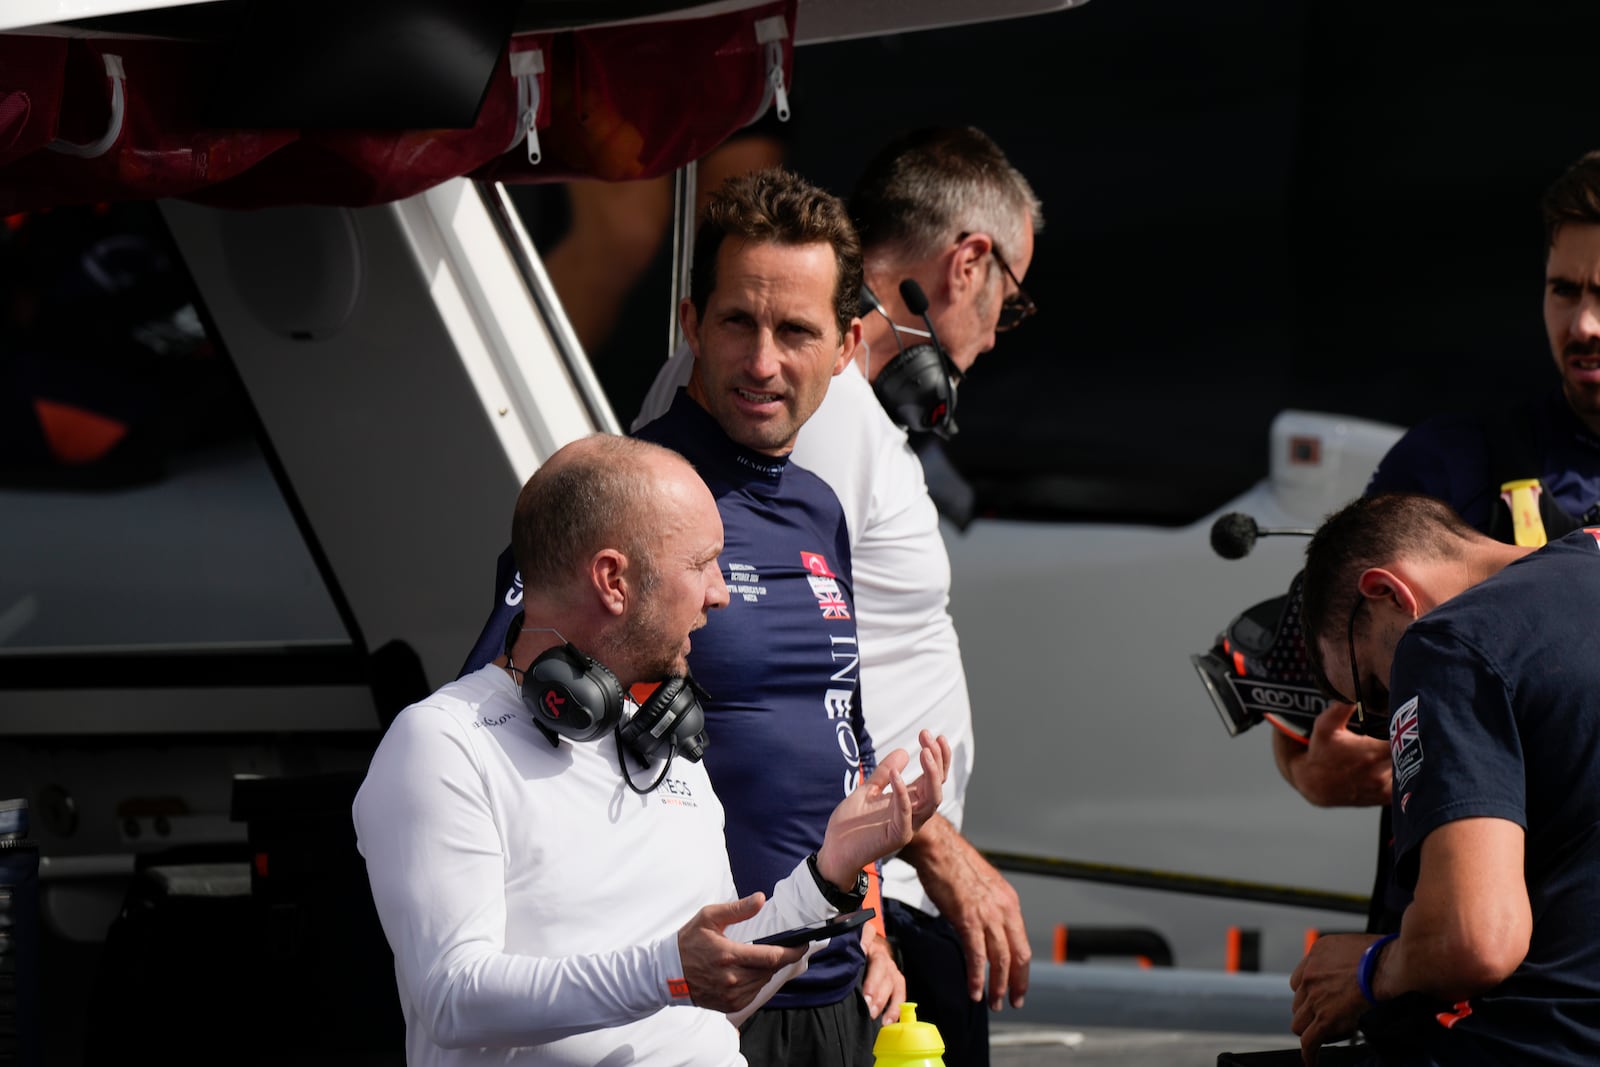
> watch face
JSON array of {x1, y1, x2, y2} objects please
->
[
  {"x1": 833, "y1": 868, "x2": 868, "y2": 908},
  {"x1": 809, "y1": 852, "x2": 867, "y2": 908}
]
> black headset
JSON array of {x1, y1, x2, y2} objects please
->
[
  {"x1": 863, "y1": 278, "x2": 962, "y2": 439},
  {"x1": 505, "y1": 614, "x2": 709, "y2": 790}
]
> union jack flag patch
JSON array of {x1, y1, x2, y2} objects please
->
[
  {"x1": 807, "y1": 574, "x2": 851, "y2": 620},
  {"x1": 1390, "y1": 696, "x2": 1423, "y2": 789}
]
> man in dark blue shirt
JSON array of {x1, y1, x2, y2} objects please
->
[
  {"x1": 465, "y1": 170, "x2": 893, "y2": 1066},
  {"x1": 1290, "y1": 491, "x2": 1600, "y2": 1066},
  {"x1": 1275, "y1": 150, "x2": 1600, "y2": 813}
]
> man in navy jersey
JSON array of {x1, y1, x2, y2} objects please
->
[
  {"x1": 464, "y1": 170, "x2": 891, "y2": 1065},
  {"x1": 631, "y1": 131, "x2": 1042, "y2": 1066},
  {"x1": 1288, "y1": 491, "x2": 1600, "y2": 1065},
  {"x1": 1276, "y1": 150, "x2": 1600, "y2": 812}
]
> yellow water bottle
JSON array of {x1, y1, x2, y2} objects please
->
[{"x1": 873, "y1": 1002, "x2": 945, "y2": 1067}]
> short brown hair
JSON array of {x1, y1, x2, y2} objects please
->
[
  {"x1": 690, "y1": 168, "x2": 862, "y2": 339},
  {"x1": 511, "y1": 435, "x2": 668, "y2": 600},
  {"x1": 1541, "y1": 150, "x2": 1600, "y2": 247},
  {"x1": 1300, "y1": 492, "x2": 1477, "y2": 689}
]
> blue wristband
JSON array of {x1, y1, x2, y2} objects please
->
[{"x1": 1357, "y1": 933, "x2": 1397, "y2": 1006}]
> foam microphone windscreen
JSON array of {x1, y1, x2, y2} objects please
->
[
  {"x1": 1210, "y1": 512, "x2": 1260, "y2": 560},
  {"x1": 898, "y1": 278, "x2": 930, "y2": 316}
]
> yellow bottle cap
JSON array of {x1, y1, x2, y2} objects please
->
[{"x1": 872, "y1": 1002, "x2": 946, "y2": 1062}]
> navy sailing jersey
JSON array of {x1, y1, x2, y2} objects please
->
[
  {"x1": 1367, "y1": 388, "x2": 1600, "y2": 532},
  {"x1": 636, "y1": 392, "x2": 875, "y2": 1009},
  {"x1": 1379, "y1": 526, "x2": 1600, "y2": 1065}
]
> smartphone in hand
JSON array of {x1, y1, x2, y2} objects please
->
[{"x1": 750, "y1": 908, "x2": 875, "y2": 947}]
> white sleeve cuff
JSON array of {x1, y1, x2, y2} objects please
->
[{"x1": 651, "y1": 930, "x2": 695, "y2": 1004}]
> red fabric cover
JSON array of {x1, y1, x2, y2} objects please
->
[
  {"x1": 0, "y1": 36, "x2": 67, "y2": 169},
  {"x1": 475, "y1": 0, "x2": 792, "y2": 185},
  {"x1": 0, "y1": 0, "x2": 793, "y2": 211}
]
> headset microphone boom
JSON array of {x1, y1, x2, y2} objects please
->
[
  {"x1": 1192, "y1": 513, "x2": 1327, "y2": 738},
  {"x1": 1208, "y1": 511, "x2": 1317, "y2": 561}
]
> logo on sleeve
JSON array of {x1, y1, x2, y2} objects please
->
[
  {"x1": 1390, "y1": 696, "x2": 1423, "y2": 789},
  {"x1": 802, "y1": 552, "x2": 851, "y2": 620},
  {"x1": 1585, "y1": 527, "x2": 1600, "y2": 549}
]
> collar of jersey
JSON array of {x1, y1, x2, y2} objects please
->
[{"x1": 656, "y1": 389, "x2": 791, "y2": 486}]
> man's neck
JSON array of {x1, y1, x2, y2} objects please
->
[
  {"x1": 501, "y1": 629, "x2": 562, "y2": 674},
  {"x1": 860, "y1": 270, "x2": 917, "y2": 382},
  {"x1": 1463, "y1": 539, "x2": 1538, "y2": 591},
  {"x1": 501, "y1": 600, "x2": 583, "y2": 673}
]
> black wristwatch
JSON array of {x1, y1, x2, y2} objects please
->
[{"x1": 806, "y1": 851, "x2": 868, "y2": 910}]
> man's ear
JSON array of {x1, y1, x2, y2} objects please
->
[
  {"x1": 948, "y1": 232, "x2": 993, "y2": 297},
  {"x1": 1357, "y1": 566, "x2": 1422, "y2": 620},
  {"x1": 590, "y1": 548, "x2": 629, "y2": 617},
  {"x1": 679, "y1": 299, "x2": 703, "y2": 358},
  {"x1": 834, "y1": 317, "x2": 863, "y2": 376},
  {"x1": 682, "y1": 299, "x2": 711, "y2": 404}
]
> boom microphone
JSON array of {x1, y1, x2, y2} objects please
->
[
  {"x1": 899, "y1": 278, "x2": 930, "y2": 316},
  {"x1": 1209, "y1": 512, "x2": 1316, "y2": 560},
  {"x1": 897, "y1": 279, "x2": 955, "y2": 379}
]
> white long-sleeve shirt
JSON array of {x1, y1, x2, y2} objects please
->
[{"x1": 353, "y1": 666, "x2": 834, "y2": 1066}]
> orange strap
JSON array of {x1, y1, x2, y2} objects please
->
[{"x1": 863, "y1": 865, "x2": 885, "y2": 938}]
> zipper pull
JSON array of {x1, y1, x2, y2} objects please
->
[
  {"x1": 755, "y1": 16, "x2": 791, "y2": 122},
  {"x1": 510, "y1": 47, "x2": 545, "y2": 164}
]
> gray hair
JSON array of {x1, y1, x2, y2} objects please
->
[{"x1": 849, "y1": 126, "x2": 1043, "y2": 270}]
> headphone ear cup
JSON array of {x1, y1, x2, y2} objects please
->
[
  {"x1": 618, "y1": 676, "x2": 709, "y2": 763},
  {"x1": 522, "y1": 644, "x2": 625, "y2": 743},
  {"x1": 873, "y1": 343, "x2": 957, "y2": 435}
]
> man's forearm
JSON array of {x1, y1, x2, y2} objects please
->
[
  {"x1": 1373, "y1": 907, "x2": 1529, "y2": 1004},
  {"x1": 1373, "y1": 819, "x2": 1531, "y2": 1004},
  {"x1": 898, "y1": 811, "x2": 960, "y2": 873},
  {"x1": 893, "y1": 809, "x2": 1031, "y2": 1009}
]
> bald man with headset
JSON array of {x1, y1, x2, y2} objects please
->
[{"x1": 355, "y1": 433, "x2": 950, "y2": 1067}]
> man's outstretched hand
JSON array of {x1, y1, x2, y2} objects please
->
[{"x1": 815, "y1": 729, "x2": 951, "y2": 889}]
